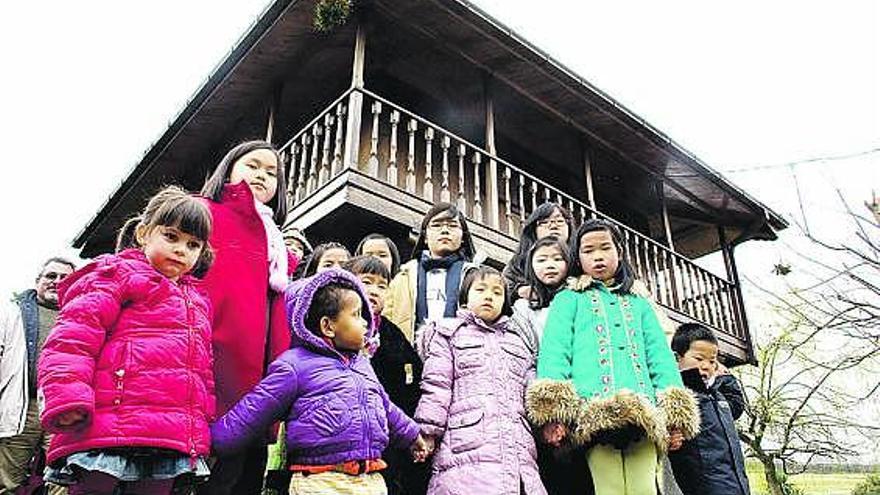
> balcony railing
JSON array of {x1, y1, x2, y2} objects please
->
[{"x1": 279, "y1": 87, "x2": 750, "y2": 345}]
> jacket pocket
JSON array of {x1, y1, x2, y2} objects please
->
[
  {"x1": 452, "y1": 336, "x2": 485, "y2": 372},
  {"x1": 299, "y1": 394, "x2": 353, "y2": 437},
  {"x1": 448, "y1": 407, "x2": 484, "y2": 454},
  {"x1": 501, "y1": 339, "x2": 531, "y2": 377}
]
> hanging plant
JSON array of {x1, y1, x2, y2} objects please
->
[{"x1": 314, "y1": 0, "x2": 353, "y2": 33}]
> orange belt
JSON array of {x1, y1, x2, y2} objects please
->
[{"x1": 290, "y1": 459, "x2": 387, "y2": 476}]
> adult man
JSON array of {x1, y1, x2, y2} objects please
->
[{"x1": 0, "y1": 257, "x2": 76, "y2": 494}]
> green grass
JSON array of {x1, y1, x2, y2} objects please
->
[{"x1": 746, "y1": 463, "x2": 871, "y2": 495}]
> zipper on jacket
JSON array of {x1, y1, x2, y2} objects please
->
[{"x1": 183, "y1": 285, "x2": 198, "y2": 465}]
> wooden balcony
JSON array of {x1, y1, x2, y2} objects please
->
[{"x1": 279, "y1": 87, "x2": 753, "y2": 363}]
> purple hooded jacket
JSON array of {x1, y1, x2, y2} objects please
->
[{"x1": 210, "y1": 268, "x2": 420, "y2": 465}]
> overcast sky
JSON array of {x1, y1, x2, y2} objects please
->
[{"x1": 0, "y1": 1, "x2": 876, "y2": 296}]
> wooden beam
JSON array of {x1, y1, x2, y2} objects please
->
[
  {"x1": 343, "y1": 23, "x2": 367, "y2": 170},
  {"x1": 582, "y1": 141, "x2": 596, "y2": 216},
  {"x1": 265, "y1": 84, "x2": 282, "y2": 144},
  {"x1": 658, "y1": 181, "x2": 674, "y2": 250},
  {"x1": 718, "y1": 226, "x2": 755, "y2": 364},
  {"x1": 484, "y1": 74, "x2": 499, "y2": 228}
]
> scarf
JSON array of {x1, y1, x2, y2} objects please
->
[
  {"x1": 254, "y1": 200, "x2": 289, "y2": 293},
  {"x1": 415, "y1": 251, "x2": 463, "y2": 326}
]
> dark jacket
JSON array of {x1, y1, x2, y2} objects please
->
[{"x1": 669, "y1": 374, "x2": 750, "y2": 495}]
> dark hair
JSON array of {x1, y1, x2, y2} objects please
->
[
  {"x1": 304, "y1": 280, "x2": 360, "y2": 337},
  {"x1": 137, "y1": 185, "x2": 214, "y2": 278},
  {"x1": 671, "y1": 323, "x2": 719, "y2": 356},
  {"x1": 344, "y1": 255, "x2": 390, "y2": 282},
  {"x1": 569, "y1": 218, "x2": 635, "y2": 293},
  {"x1": 115, "y1": 216, "x2": 141, "y2": 252},
  {"x1": 458, "y1": 266, "x2": 513, "y2": 319},
  {"x1": 37, "y1": 257, "x2": 77, "y2": 280},
  {"x1": 525, "y1": 236, "x2": 571, "y2": 309},
  {"x1": 200, "y1": 140, "x2": 287, "y2": 225},
  {"x1": 411, "y1": 203, "x2": 476, "y2": 261},
  {"x1": 503, "y1": 203, "x2": 574, "y2": 297},
  {"x1": 355, "y1": 233, "x2": 401, "y2": 277},
  {"x1": 303, "y1": 242, "x2": 351, "y2": 278}
]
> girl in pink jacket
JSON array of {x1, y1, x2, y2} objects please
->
[
  {"x1": 415, "y1": 266, "x2": 547, "y2": 495},
  {"x1": 38, "y1": 186, "x2": 216, "y2": 495}
]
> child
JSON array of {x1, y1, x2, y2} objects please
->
[
  {"x1": 356, "y1": 233, "x2": 402, "y2": 278},
  {"x1": 511, "y1": 235, "x2": 571, "y2": 356},
  {"x1": 669, "y1": 324, "x2": 750, "y2": 495},
  {"x1": 345, "y1": 256, "x2": 428, "y2": 495},
  {"x1": 503, "y1": 202, "x2": 574, "y2": 302},
  {"x1": 384, "y1": 203, "x2": 479, "y2": 345},
  {"x1": 302, "y1": 242, "x2": 351, "y2": 277},
  {"x1": 282, "y1": 224, "x2": 313, "y2": 262},
  {"x1": 38, "y1": 186, "x2": 215, "y2": 494},
  {"x1": 416, "y1": 266, "x2": 547, "y2": 495},
  {"x1": 527, "y1": 219, "x2": 699, "y2": 495},
  {"x1": 198, "y1": 140, "x2": 298, "y2": 494},
  {"x1": 210, "y1": 268, "x2": 430, "y2": 495}
]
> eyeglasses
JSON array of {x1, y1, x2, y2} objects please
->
[
  {"x1": 427, "y1": 220, "x2": 462, "y2": 231},
  {"x1": 537, "y1": 217, "x2": 567, "y2": 228},
  {"x1": 41, "y1": 272, "x2": 69, "y2": 282}
]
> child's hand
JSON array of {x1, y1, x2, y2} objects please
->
[
  {"x1": 56, "y1": 410, "x2": 87, "y2": 428},
  {"x1": 542, "y1": 422, "x2": 567, "y2": 447},
  {"x1": 517, "y1": 286, "x2": 532, "y2": 300},
  {"x1": 411, "y1": 434, "x2": 434, "y2": 463},
  {"x1": 668, "y1": 428, "x2": 684, "y2": 451}
]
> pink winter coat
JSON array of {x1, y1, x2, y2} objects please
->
[
  {"x1": 201, "y1": 182, "x2": 298, "y2": 416},
  {"x1": 415, "y1": 311, "x2": 547, "y2": 495},
  {"x1": 38, "y1": 249, "x2": 215, "y2": 464}
]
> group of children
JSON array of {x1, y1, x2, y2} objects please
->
[{"x1": 33, "y1": 139, "x2": 750, "y2": 495}]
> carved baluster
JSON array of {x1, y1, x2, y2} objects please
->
[
  {"x1": 367, "y1": 101, "x2": 381, "y2": 177},
  {"x1": 406, "y1": 119, "x2": 418, "y2": 193},
  {"x1": 579, "y1": 205, "x2": 588, "y2": 226},
  {"x1": 472, "y1": 153, "x2": 483, "y2": 223},
  {"x1": 518, "y1": 175, "x2": 526, "y2": 232},
  {"x1": 544, "y1": 187, "x2": 551, "y2": 203},
  {"x1": 504, "y1": 166, "x2": 514, "y2": 235},
  {"x1": 423, "y1": 127, "x2": 434, "y2": 201},
  {"x1": 319, "y1": 114, "x2": 333, "y2": 184},
  {"x1": 309, "y1": 124, "x2": 322, "y2": 192},
  {"x1": 457, "y1": 144, "x2": 467, "y2": 212},
  {"x1": 298, "y1": 134, "x2": 310, "y2": 200},
  {"x1": 332, "y1": 103, "x2": 346, "y2": 173},
  {"x1": 387, "y1": 110, "x2": 400, "y2": 187},
  {"x1": 286, "y1": 145, "x2": 298, "y2": 203},
  {"x1": 440, "y1": 136, "x2": 451, "y2": 202},
  {"x1": 530, "y1": 181, "x2": 538, "y2": 212}
]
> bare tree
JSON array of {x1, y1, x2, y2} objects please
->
[{"x1": 736, "y1": 193, "x2": 880, "y2": 495}]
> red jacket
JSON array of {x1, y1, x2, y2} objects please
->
[
  {"x1": 38, "y1": 249, "x2": 215, "y2": 464},
  {"x1": 201, "y1": 182, "x2": 298, "y2": 416}
]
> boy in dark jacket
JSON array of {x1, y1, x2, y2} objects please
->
[
  {"x1": 345, "y1": 256, "x2": 429, "y2": 495},
  {"x1": 669, "y1": 323, "x2": 750, "y2": 495}
]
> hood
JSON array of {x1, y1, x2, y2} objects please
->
[{"x1": 284, "y1": 268, "x2": 375, "y2": 357}]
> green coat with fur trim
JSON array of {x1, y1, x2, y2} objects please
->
[
  {"x1": 530, "y1": 283, "x2": 699, "y2": 450},
  {"x1": 538, "y1": 284, "x2": 681, "y2": 400}
]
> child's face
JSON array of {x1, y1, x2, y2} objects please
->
[
  {"x1": 285, "y1": 238, "x2": 305, "y2": 259},
  {"x1": 357, "y1": 273, "x2": 388, "y2": 315},
  {"x1": 316, "y1": 248, "x2": 350, "y2": 272},
  {"x1": 535, "y1": 208, "x2": 569, "y2": 242},
  {"x1": 323, "y1": 289, "x2": 369, "y2": 352},
  {"x1": 137, "y1": 224, "x2": 204, "y2": 282},
  {"x1": 229, "y1": 148, "x2": 278, "y2": 204},
  {"x1": 678, "y1": 339, "x2": 719, "y2": 380},
  {"x1": 578, "y1": 230, "x2": 620, "y2": 283},
  {"x1": 425, "y1": 212, "x2": 463, "y2": 258},
  {"x1": 360, "y1": 239, "x2": 394, "y2": 273},
  {"x1": 531, "y1": 244, "x2": 567, "y2": 287},
  {"x1": 466, "y1": 274, "x2": 506, "y2": 323}
]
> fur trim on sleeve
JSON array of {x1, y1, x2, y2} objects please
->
[
  {"x1": 657, "y1": 386, "x2": 701, "y2": 441},
  {"x1": 526, "y1": 379, "x2": 583, "y2": 429},
  {"x1": 576, "y1": 389, "x2": 669, "y2": 449}
]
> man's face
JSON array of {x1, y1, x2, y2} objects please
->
[{"x1": 35, "y1": 261, "x2": 74, "y2": 307}]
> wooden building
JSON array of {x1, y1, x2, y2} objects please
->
[{"x1": 74, "y1": 0, "x2": 786, "y2": 364}]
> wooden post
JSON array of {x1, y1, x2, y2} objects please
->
[
  {"x1": 719, "y1": 226, "x2": 755, "y2": 363},
  {"x1": 582, "y1": 141, "x2": 597, "y2": 217},
  {"x1": 658, "y1": 181, "x2": 675, "y2": 250},
  {"x1": 484, "y1": 75, "x2": 500, "y2": 228},
  {"x1": 265, "y1": 84, "x2": 282, "y2": 144},
  {"x1": 343, "y1": 23, "x2": 366, "y2": 170}
]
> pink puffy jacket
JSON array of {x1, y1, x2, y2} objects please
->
[{"x1": 38, "y1": 249, "x2": 215, "y2": 464}]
